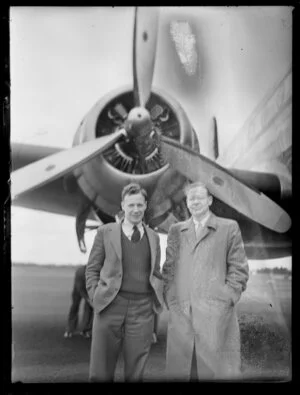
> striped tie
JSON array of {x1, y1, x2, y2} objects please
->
[{"x1": 131, "y1": 225, "x2": 141, "y2": 242}]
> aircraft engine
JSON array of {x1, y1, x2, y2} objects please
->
[
  {"x1": 11, "y1": 7, "x2": 291, "y2": 257},
  {"x1": 71, "y1": 85, "x2": 199, "y2": 229}
]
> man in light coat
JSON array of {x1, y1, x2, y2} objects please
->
[
  {"x1": 162, "y1": 181, "x2": 249, "y2": 380},
  {"x1": 86, "y1": 183, "x2": 163, "y2": 382}
]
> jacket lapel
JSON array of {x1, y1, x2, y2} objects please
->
[
  {"x1": 110, "y1": 222, "x2": 156, "y2": 268},
  {"x1": 144, "y1": 225, "x2": 156, "y2": 273},
  {"x1": 110, "y1": 223, "x2": 122, "y2": 262}
]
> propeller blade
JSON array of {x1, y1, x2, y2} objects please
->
[
  {"x1": 11, "y1": 129, "x2": 125, "y2": 200},
  {"x1": 133, "y1": 7, "x2": 159, "y2": 107},
  {"x1": 161, "y1": 136, "x2": 291, "y2": 233},
  {"x1": 213, "y1": 117, "x2": 219, "y2": 160}
]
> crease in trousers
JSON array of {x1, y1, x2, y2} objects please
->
[{"x1": 89, "y1": 293, "x2": 154, "y2": 382}]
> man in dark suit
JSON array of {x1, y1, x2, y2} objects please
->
[
  {"x1": 64, "y1": 265, "x2": 93, "y2": 338},
  {"x1": 86, "y1": 183, "x2": 163, "y2": 382},
  {"x1": 115, "y1": 209, "x2": 160, "y2": 345}
]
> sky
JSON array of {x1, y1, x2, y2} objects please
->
[{"x1": 9, "y1": 7, "x2": 292, "y2": 270}]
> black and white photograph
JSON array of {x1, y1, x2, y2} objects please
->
[{"x1": 10, "y1": 6, "x2": 291, "y2": 383}]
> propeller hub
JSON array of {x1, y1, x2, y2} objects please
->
[
  {"x1": 126, "y1": 107, "x2": 151, "y2": 137},
  {"x1": 125, "y1": 107, "x2": 158, "y2": 171}
]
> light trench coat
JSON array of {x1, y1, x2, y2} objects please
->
[{"x1": 162, "y1": 213, "x2": 249, "y2": 380}]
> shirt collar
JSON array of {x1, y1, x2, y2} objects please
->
[
  {"x1": 123, "y1": 218, "x2": 144, "y2": 231},
  {"x1": 193, "y1": 211, "x2": 211, "y2": 228}
]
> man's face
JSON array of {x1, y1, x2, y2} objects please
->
[
  {"x1": 121, "y1": 192, "x2": 147, "y2": 225},
  {"x1": 186, "y1": 186, "x2": 212, "y2": 219}
]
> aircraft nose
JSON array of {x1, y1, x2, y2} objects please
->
[
  {"x1": 127, "y1": 107, "x2": 151, "y2": 137},
  {"x1": 125, "y1": 106, "x2": 158, "y2": 165}
]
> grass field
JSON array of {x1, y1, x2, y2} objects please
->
[
  {"x1": 237, "y1": 272, "x2": 291, "y2": 380},
  {"x1": 11, "y1": 265, "x2": 291, "y2": 382}
]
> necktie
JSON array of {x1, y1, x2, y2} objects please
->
[
  {"x1": 196, "y1": 223, "x2": 203, "y2": 239},
  {"x1": 131, "y1": 225, "x2": 141, "y2": 242}
]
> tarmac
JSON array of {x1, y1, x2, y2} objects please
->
[
  {"x1": 11, "y1": 264, "x2": 168, "y2": 383},
  {"x1": 11, "y1": 264, "x2": 291, "y2": 383}
]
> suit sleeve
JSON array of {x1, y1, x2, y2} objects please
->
[
  {"x1": 85, "y1": 226, "x2": 105, "y2": 303},
  {"x1": 153, "y1": 233, "x2": 162, "y2": 279},
  {"x1": 162, "y1": 224, "x2": 179, "y2": 307},
  {"x1": 226, "y1": 221, "x2": 249, "y2": 302}
]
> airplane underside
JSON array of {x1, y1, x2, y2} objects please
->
[{"x1": 10, "y1": 7, "x2": 292, "y2": 260}]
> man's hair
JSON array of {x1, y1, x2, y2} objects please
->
[
  {"x1": 121, "y1": 183, "x2": 148, "y2": 202},
  {"x1": 183, "y1": 181, "x2": 211, "y2": 197}
]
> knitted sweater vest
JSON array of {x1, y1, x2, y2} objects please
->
[{"x1": 120, "y1": 228, "x2": 152, "y2": 295}]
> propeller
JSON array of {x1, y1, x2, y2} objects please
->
[
  {"x1": 160, "y1": 136, "x2": 291, "y2": 233},
  {"x1": 11, "y1": 130, "x2": 125, "y2": 200},
  {"x1": 212, "y1": 117, "x2": 219, "y2": 160},
  {"x1": 11, "y1": 7, "x2": 291, "y2": 238},
  {"x1": 132, "y1": 7, "x2": 159, "y2": 107},
  {"x1": 11, "y1": 7, "x2": 160, "y2": 200},
  {"x1": 126, "y1": 7, "x2": 160, "y2": 164}
]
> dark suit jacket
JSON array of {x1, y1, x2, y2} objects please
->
[{"x1": 86, "y1": 222, "x2": 163, "y2": 314}]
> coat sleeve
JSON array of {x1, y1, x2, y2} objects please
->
[
  {"x1": 226, "y1": 221, "x2": 249, "y2": 303},
  {"x1": 162, "y1": 224, "x2": 179, "y2": 307},
  {"x1": 85, "y1": 226, "x2": 105, "y2": 303}
]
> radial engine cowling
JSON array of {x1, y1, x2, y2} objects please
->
[{"x1": 72, "y1": 85, "x2": 199, "y2": 223}]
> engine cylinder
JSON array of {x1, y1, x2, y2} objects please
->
[{"x1": 72, "y1": 85, "x2": 199, "y2": 219}]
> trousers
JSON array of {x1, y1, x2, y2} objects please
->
[
  {"x1": 66, "y1": 283, "x2": 93, "y2": 333},
  {"x1": 89, "y1": 292, "x2": 154, "y2": 382}
]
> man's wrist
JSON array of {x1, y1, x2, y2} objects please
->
[{"x1": 225, "y1": 284, "x2": 241, "y2": 304}]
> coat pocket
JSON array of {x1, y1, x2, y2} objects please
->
[
  {"x1": 209, "y1": 284, "x2": 234, "y2": 307},
  {"x1": 224, "y1": 284, "x2": 241, "y2": 306}
]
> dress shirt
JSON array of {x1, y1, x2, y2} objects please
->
[
  {"x1": 193, "y1": 211, "x2": 211, "y2": 232},
  {"x1": 122, "y1": 218, "x2": 145, "y2": 241}
]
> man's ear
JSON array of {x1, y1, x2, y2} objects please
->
[{"x1": 121, "y1": 201, "x2": 124, "y2": 211}]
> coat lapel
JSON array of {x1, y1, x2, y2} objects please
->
[
  {"x1": 194, "y1": 213, "x2": 218, "y2": 248},
  {"x1": 110, "y1": 223, "x2": 122, "y2": 262},
  {"x1": 196, "y1": 225, "x2": 210, "y2": 243},
  {"x1": 181, "y1": 214, "x2": 218, "y2": 249},
  {"x1": 180, "y1": 218, "x2": 196, "y2": 248}
]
